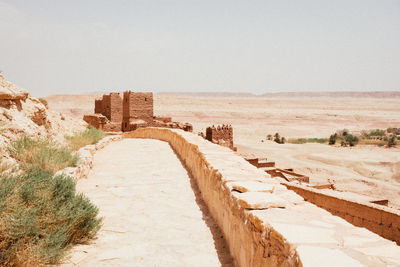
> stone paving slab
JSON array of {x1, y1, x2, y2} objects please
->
[{"x1": 61, "y1": 139, "x2": 232, "y2": 266}]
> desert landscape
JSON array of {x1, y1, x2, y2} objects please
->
[
  {"x1": 1, "y1": 72, "x2": 399, "y2": 265},
  {"x1": 1, "y1": 0, "x2": 399, "y2": 265},
  {"x1": 46, "y1": 93, "x2": 400, "y2": 209}
]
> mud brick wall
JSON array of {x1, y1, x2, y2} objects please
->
[
  {"x1": 103, "y1": 122, "x2": 122, "y2": 132},
  {"x1": 123, "y1": 91, "x2": 153, "y2": 120},
  {"x1": 102, "y1": 93, "x2": 123, "y2": 123},
  {"x1": 206, "y1": 124, "x2": 234, "y2": 149},
  {"x1": 122, "y1": 92, "x2": 153, "y2": 131},
  {"x1": 94, "y1": 99, "x2": 103, "y2": 114},
  {"x1": 283, "y1": 183, "x2": 400, "y2": 245}
]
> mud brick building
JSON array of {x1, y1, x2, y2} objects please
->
[
  {"x1": 122, "y1": 91, "x2": 153, "y2": 131},
  {"x1": 94, "y1": 93, "x2": 123, "y2": 123},
  {"x1": 84, "y1": 91, "x2": 193, "y2": 132},
  {"x1": 90, "y1": 93, "x2": 123, "y2": 131},
  {"x1": 205, "y1": 124, "x2": 236, "y2": 151}
]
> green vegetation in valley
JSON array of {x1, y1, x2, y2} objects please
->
[
  {"x1": 267, "y1": 127, "x2": 399, "y2": 147},
  {"x1": 288, "y1": 138, "x2": 329, "y2": 144},
  {"x1": 266, "y1": 133, "x2": 286, "y2": 144},
  {"x1": 328, "y1": 129, "x2": 359, "y2": 147}
]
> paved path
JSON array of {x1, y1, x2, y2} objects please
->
[{"x1": 62, "y1": 139, "x2": 233, "y2": 266}]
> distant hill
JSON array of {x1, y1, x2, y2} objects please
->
[
  {"x1": 159, "y1": 91, "x2": 400, "y2": 98},
  {"x1": 158, "y1": 92, "x2": 256, "y2": 98},
  {"x1": 260, "y1": 91, "x2": 400, "y2": 98}
]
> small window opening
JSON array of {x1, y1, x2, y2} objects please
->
[{"x1": 145, "y1": 97, "x2": 147, "y2": 101}]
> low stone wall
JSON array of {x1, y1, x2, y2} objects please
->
[
  {"x1": 283, "y1": 182, "x2": 400, "y2": 245},
  {"x1": 56, "y1": 135, "x2": 122, "y2": 180},
  {"x1": 125, "y1": 128, "x2": 301, "y2": 267},
  {"x1": 125, "y1": 128, "x2": 400, "y2": 267}
]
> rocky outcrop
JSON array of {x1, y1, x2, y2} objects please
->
[
  {"x1": 0, "y1": 72, "x2": 86, "y2": 163},
  {"x1": 0, "y1": 73, "x2": 29, "y2": 101}
]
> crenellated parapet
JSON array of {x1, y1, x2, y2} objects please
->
[{"x1": 205, "y1": 124, "x2": 235, "y2": 150}]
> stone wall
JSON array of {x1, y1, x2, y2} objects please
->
[
  {"x1": 283, "y1": 182, "x2": 400, "y2": 245},
  {"x1": 125, "y1": 128, "x2": 300, "y2": 266},
  {"x1": 94, "y1": 99, "x2": 103, "y2": 114},
  {"x1": 125, "y1": 128, "x2": 400, "y2": 266}
]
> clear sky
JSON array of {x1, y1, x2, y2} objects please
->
[{"x1": 0, "y1": 0, "x2": 399, "y2": 96}]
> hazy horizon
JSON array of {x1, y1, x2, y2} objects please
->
[{"x1": 0, "y1": 0, "x2": 399, "y2": 96}]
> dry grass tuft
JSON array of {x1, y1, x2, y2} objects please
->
[
  {"x1": 65, "y1": 127, "x2": 106, "y2": 151},
  {"x1": 7, "y1": 136, "x2": 79, "y2": 174}
]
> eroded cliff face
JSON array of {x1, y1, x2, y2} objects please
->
[{"x1": 0, "y1": 72, "x2": 86, "y2": 163}]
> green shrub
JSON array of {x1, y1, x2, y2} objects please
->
[
  {"x1": 387, "y1": 128, "x2": 400, "y2": 135},
  {"x1": 0, "y1": 169, "x2": 102, "y2": 266},
  {"x1": 345, "y1": 134, "x2": 359, "y2": 146},
  {"x1": 66, "y1": 127, "x2": 106, "y2": 151},
  {"x1": 387, "y1": 135, "x2": 397, "y2": 147},
  {"x1": 273, "y1": 133, "x2": 282, "y2": 144},
  {"x1": 329, "y1": 134, "x2": 337, "y2": 145},
  {"x1": 328, "y1": 129, "x2": 359, "y2": 147},
  {"x1": 7, "y1": 136, "x2": 79, "y2": 174},
  {"x1": 366, "y1": 129, "x2": 385, "y2": 137}
]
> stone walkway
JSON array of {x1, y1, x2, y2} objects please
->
[{"x1": 62, "y1": 139, "x2": 233, "y2": 266}]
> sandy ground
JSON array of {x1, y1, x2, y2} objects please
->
[
  {"x1": 46, "y1": 94, "x2": 400, "y2": 209},
  {"x1": 62, "y1": 138, "x2": 233, "y2": 266}
]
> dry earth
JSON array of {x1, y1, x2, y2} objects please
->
[{"x1": 45, "y1": 93, "x2": 400, "y2": 209}]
